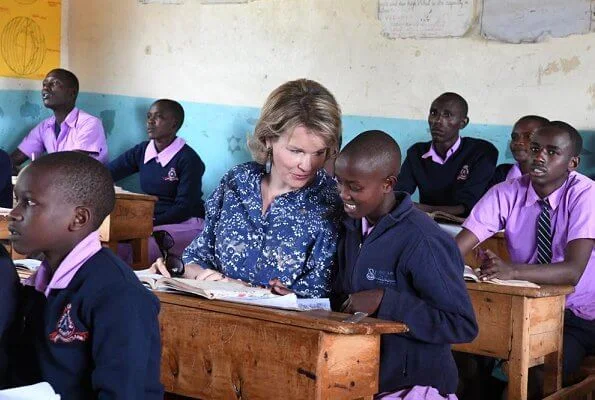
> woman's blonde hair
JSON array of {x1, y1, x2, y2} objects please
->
[{"x1": 248, "y1": 79, "x2": 342, "y2": 164}]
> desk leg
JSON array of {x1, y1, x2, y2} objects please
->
[
  {"x1": 508, "y1": 296, "x2": 530, "y2": 400},
  {"x1": 542, "y1": 296, "x2": 565, "y2": 396},
  {"x1": 131, "y1": 237, "x2": 149, "y2": 270}
]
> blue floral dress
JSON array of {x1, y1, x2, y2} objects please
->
[{"x1": 183, "y1": 162, "x2": 341, "y2": 298}]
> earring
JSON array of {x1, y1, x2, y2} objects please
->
[{"x1": 265, "y1": 148, "x2": 272, "y2": 174}]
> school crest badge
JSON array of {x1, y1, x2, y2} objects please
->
[
  {"x1": 48, "y1": 304, "x2": 89, "y2": 343},
  {"x1": 457, "y1": 165, "x2": 470, "y2": 181},
  {"x1": 164, "y1": 167, "x2": 179, "y2": 182}
]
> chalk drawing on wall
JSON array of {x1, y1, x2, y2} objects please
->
[
  {"x1": 378, "y1": 0, "x2": 474, "y2": 39},
  {"x1": 227, "y1": 135, "x2": 243, "y2": 153},
  {"x1": 0, "y1": 0, "x2": 60, "y2": 79},
  {"x1": 481, "y1": 0, "x2": 592, "y2": 43}
]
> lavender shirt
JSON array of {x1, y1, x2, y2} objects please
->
[
  {"x1": 24, "y1": 231, "x2": 103, "y2": 297},
  {"x1": 421, "y1": 136, "x2": 462, "y2": 165},
  {"x1": 18, "y1": 108, "x2": 108, "y2": 164},
  {"x1": 505, "y1": 163, "x2": 522, "y2": 181},
  {"x1": 143, "y1": 137, "x2": 186, "y2": 166},
  {"x1": 463, "y1": 172, "x2": 595, "y2": 320}
]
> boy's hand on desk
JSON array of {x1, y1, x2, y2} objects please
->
[
  {"x1": 149, "y1": 258, "x2": 171, "y2": 278},
  {"x1": 268, "y1": 278, "x2": 294, "y2": 296},
  {"x1": 478, "y1": 249, "x2": 516, "y2": 280},
  {"x1": 340, "y1": 289, "x2": 384, "y2": 315}
]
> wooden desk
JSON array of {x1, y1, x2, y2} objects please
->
[
  {"x1": 453, "y1": 283, "x2": 574, "y2": 400},
  {"x1": 157, "y1": 292, "x2": 408, "y2": 400},
  {"x1": 1, "y1": 192, "x2": 157, "y2": 268},
  {"x1": 99, "y1": 192, "x2": 157, "y2": 269},
  {"x1": 464, "y1": 231, "x2": 510, "y2": 267}
]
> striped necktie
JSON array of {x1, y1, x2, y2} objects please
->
[{"x1": 536, "y1": 199, "x2": 552, "y2": 264}]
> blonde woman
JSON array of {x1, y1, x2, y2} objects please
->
[{"x1": 151, "y1": 79, "x2": 342, "y2": 298}]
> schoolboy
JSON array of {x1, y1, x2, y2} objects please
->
[
  {"x1": 10, "y1": 69, "x2": 108, "y2": 172},
  {"x1": 8, "y1": 152, "x2": 163, "y2": 399},
  {"x1": 109, "y1": 99, "x2": 205, "y2": 262},
  {"x1": 332, "y1": 130, "x2": 478, "y2": 396},
  {"x1": 395, "y1": 92, "x2": 498, "y2": 216},
  {"x1": 456, "y1": 121, "x2": 594, "y2": 380},
  {"x1": 0, "y1": 149, "x2": 12, "y2": 207},
  {"x1": 0, "y1": 246, "x2": 18, "y2": 388},
  {"x1": 490, "y1": 115, "x2": 549, "y2": 186}
]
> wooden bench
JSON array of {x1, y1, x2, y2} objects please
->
[{"x1": 543, "y1": 356, "x2": 595, "y2": 400}]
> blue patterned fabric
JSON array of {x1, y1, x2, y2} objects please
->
[{"x1": 183, "y1": 162, "x2": 342, "y2": 298}]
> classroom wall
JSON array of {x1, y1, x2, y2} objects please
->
[{"x1": 0, "y1": 0, "x2": 593, "y2": 196}]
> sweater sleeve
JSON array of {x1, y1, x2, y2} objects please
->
[
  {"x1": 377, "y1": 234, "x2": 478, "y2": 344},
  {"x1": 0, "y1": 249, "x2": 18, "y2": 388},
  {"x1": 90, "y1": 285, "x2": 161, "y2": 399},
  {"x1": 108, "y1": 144, "x2": 143, "y2": 183},
  {"x1": 0, "y1": 151, "x2": 12, "y2": 208},
  {"x1": 395, "y1": 152, "x2": 417, "y2": 194},
  {"x1": 153, "y1": 152, "x2": 205, "y2": 226},
  {"x1": 454, "y1": 143, "x2": 498, "y2": 215}
]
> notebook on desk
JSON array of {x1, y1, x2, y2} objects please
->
[{"x1": 464, "y1": 265, "x2": 540, "y2": 288}]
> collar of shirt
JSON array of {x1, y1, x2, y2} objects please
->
[
  {"x1": 506, "y1": 163, "x2": 523, "y2": 181},
  {"x1": 144, "y1": 137, "x2": 186, "y2": 166},
  {"x1": 524, "y1": 171, "x2": 574, "y2": 211},
  {"x1": 421, "y1": 136, "x2": 462, "y2": 165},
  {"x1": 44, "y1": 107, "x2": 80, "y2": 130},
  {"x1": 361, "y1": 217, "x2": 375, "y2": 238},
  {"x1": 24, "y1": 231, "x2": 103, "y2": 297}
]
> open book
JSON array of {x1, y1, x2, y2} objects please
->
[
  {"x1": 464, "y1": 265, "x2": 540, "y2": 288},
  {"x1": 135, "y1": 271, "x2": 330, "y2": 311},
  {"x1": 0, "y1": 381, "x2": 60, "y2": 399},
  {"x1": 427, "y1": 211, "x2": 465, "y2": 225}
]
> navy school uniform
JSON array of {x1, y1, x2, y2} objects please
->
[
  {"x1": 11, "y1": 248, "x2": 163, "y2": 399},
  {"x1": 109, "y1": 139, "x2": 205, "y2": 225},
  {"x1": 331, "y1": 192, "x2": 478, "y2": 395},
  {"x1": 395, "y1": 137, "x2": 498, "y2": 216},
  {"x1": 0, "y1": 246, "x2": 19, "y2": 389},
  {"x1": 0, "y1": 150, "x2": 13, "y2": 208}
]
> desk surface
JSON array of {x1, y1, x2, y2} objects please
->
[
  {"x1": 157, "y1": 292, "x2": 408, "y2": 335},
  {"x1": 465, "y1": 282, "x2": 574, "y2": 298}
]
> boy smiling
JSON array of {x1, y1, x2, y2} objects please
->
[{"x1": 456, "y1": 121, "x2": 595, "y2": 379}]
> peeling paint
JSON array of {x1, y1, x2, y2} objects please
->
[
  {"x1": 586, "y1": 83, "x2": 595, "y2": 110},
  {"x1": 537, "y1": 56, "x2": 580, "y2": 85}
]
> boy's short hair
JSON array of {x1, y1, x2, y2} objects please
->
[
  {"x1": 154, "y1": 99, "x2": 185, "y2": 131},
  {"x1": 516, "y1": 115, "x2": 549, "y2": 126},
  {"x1": 436, "y1": 92, "x2": 468, "y2": 117},
  {"x1": 49, "y1": 68, "x2": 79, "y2": 97},
  {"x1": 340, "y1": 130, "x2": 401, "y2": 176},
  {"x1": 542, "y1": 121, "x2": 583, "y2": 157},
  {"x1": 31, "y1": 152, "x2": 115, "y2": 229}
]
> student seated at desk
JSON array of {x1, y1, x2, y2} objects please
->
[
  {"x1": 8, "y1": 152, "x2": 163, "y2": 399},
  {"x1": 456, "y1": 121, "x2": 594, "y2": 382},
  {"x1": 10, "y1": 69, "x2": 108, "y2": 172},
  {"x1": 0, "y1": 246, "x2": 18, "y2": 389},
  {"x1": 489, "y1": 115, "x2": 549, "y2": 187},
  {"x1": 0, "y1": 150, "x2": 12, "y2": 208},
  {"x1": 395, "y1": 92, "x2": 498, "y2": 217},
  {"x1": 150, "y1": 79, "x2": 342, "y2": 298},
  {"x1": 109, "y1": 99, "x2": 205, "y2": 262},
  {"x1": 331, "y1": 130, "x2": 478, "y2": 399}
]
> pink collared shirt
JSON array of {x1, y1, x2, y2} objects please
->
[
  {"x1": 362, "y1": 217, "x2": 375, "y2": 238},
  {"x1": 505, "y1": 163, "x2": 523, "y2": 181},
  {"x1": 144, "y1": 137, "x2": 186, "y2": 166},
  {"x1": 421, "y1": 136, "x2": 462, "y2": 165},
  {"x1": 24, "y1": 231, "x2": 103, "y2": 297},
  {"x1": 463, "y1": 172, "x2": 595, "y2": 320},
  {"x1": 18, "y1": 108, "x2": 108, "y2": 164}
]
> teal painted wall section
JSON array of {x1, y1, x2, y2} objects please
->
[{"x1": 1, "y1": 90, "x2": 593, "y2": 197}]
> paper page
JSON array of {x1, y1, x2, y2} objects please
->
[
  {"x1": 163, "y1": 278, "x2": 277, "y2": 299},
  {"x1": 220, "y1": 293, "x2": 300, "y2": 310},
  {"x1": 0, "y1": 382, "x2": 60, "y2": 399},
  {"x1": 297, "y1": 298, "x2": 331, "y2": 311},
  {"x1": 13, "y1": 259, "x2": 42, "y2": 271}
]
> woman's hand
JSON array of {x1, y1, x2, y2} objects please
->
[
  {"x1": 268, "y1": 278, "x2": 294, "y2": 296},
  {"x1": 148, "y1": 259, "x2": 228, "y2": 281}
]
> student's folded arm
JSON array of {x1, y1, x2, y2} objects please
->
[
  {"x1": 153, "y1": 155, "x2": 205, "y2": 226},
  {"x1": 90, "y1": 285, "x2": 161, "y2": 399},
  {"x1": 107, "y1": 144, "x2": 143, "y2": 182},
  {"x1": 377, "y1": 237, "x2": 478, "y2": 344},
  {"x1": 455, "y1": 228, "x2": 481, "y2": 258},
  {"x1": 454, "y1": 145, "x2": 498, "y2": 215},
  {"x1": 394, "y1": 155, "x2": 417, "y2": 194}
]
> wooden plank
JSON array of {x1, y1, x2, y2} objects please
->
[
  {"x1": 157, "y1": 293, "x2": 408, "y2": 335},
  {"x1": 465, "y1": 282, "x2": 574, "y2": 298},
  {"x1": 508, "y1": 296, "x2": 531, "y2": 400},
  {"x1": 159, "y1": 302, "x2": 382, "y2": 400},
  {"x1": 529, "y1": 295, "x2": 566, "y2": 334},
  {"x1": 316, "y1": 334, "x2": 380, "y2": 399},
  {"x1": 529, "y1": 331, "x2": 560, "y2": 359},
  {"x1": 452, "y1": 291, "x2": 512, "y2": 358},
  {"x1": 99, "y1": 196, "x2": 156, "y2": 242},
  {"x1": 542, "y1": 297, "x2": 565, "y2": 396}
]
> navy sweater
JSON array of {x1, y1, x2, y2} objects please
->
[
  {"x1": 0, "y1": 150, "x2": 13, "y2": 208},
  {"x1": 395, "y1": 137, "x2": 498, "y2": 216},
  {"x1": 331, "y1": 192, "x2": 478, "y2": 395},
  {"x1": 11, "y1": 249, "x2": 163, "y2": 400},
  {"x1": 0, "y1": 247, "x2": 18, "y2": 389},
  {"x1": 109, "y1": 141, "x2": 205, "y2": 225}
]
